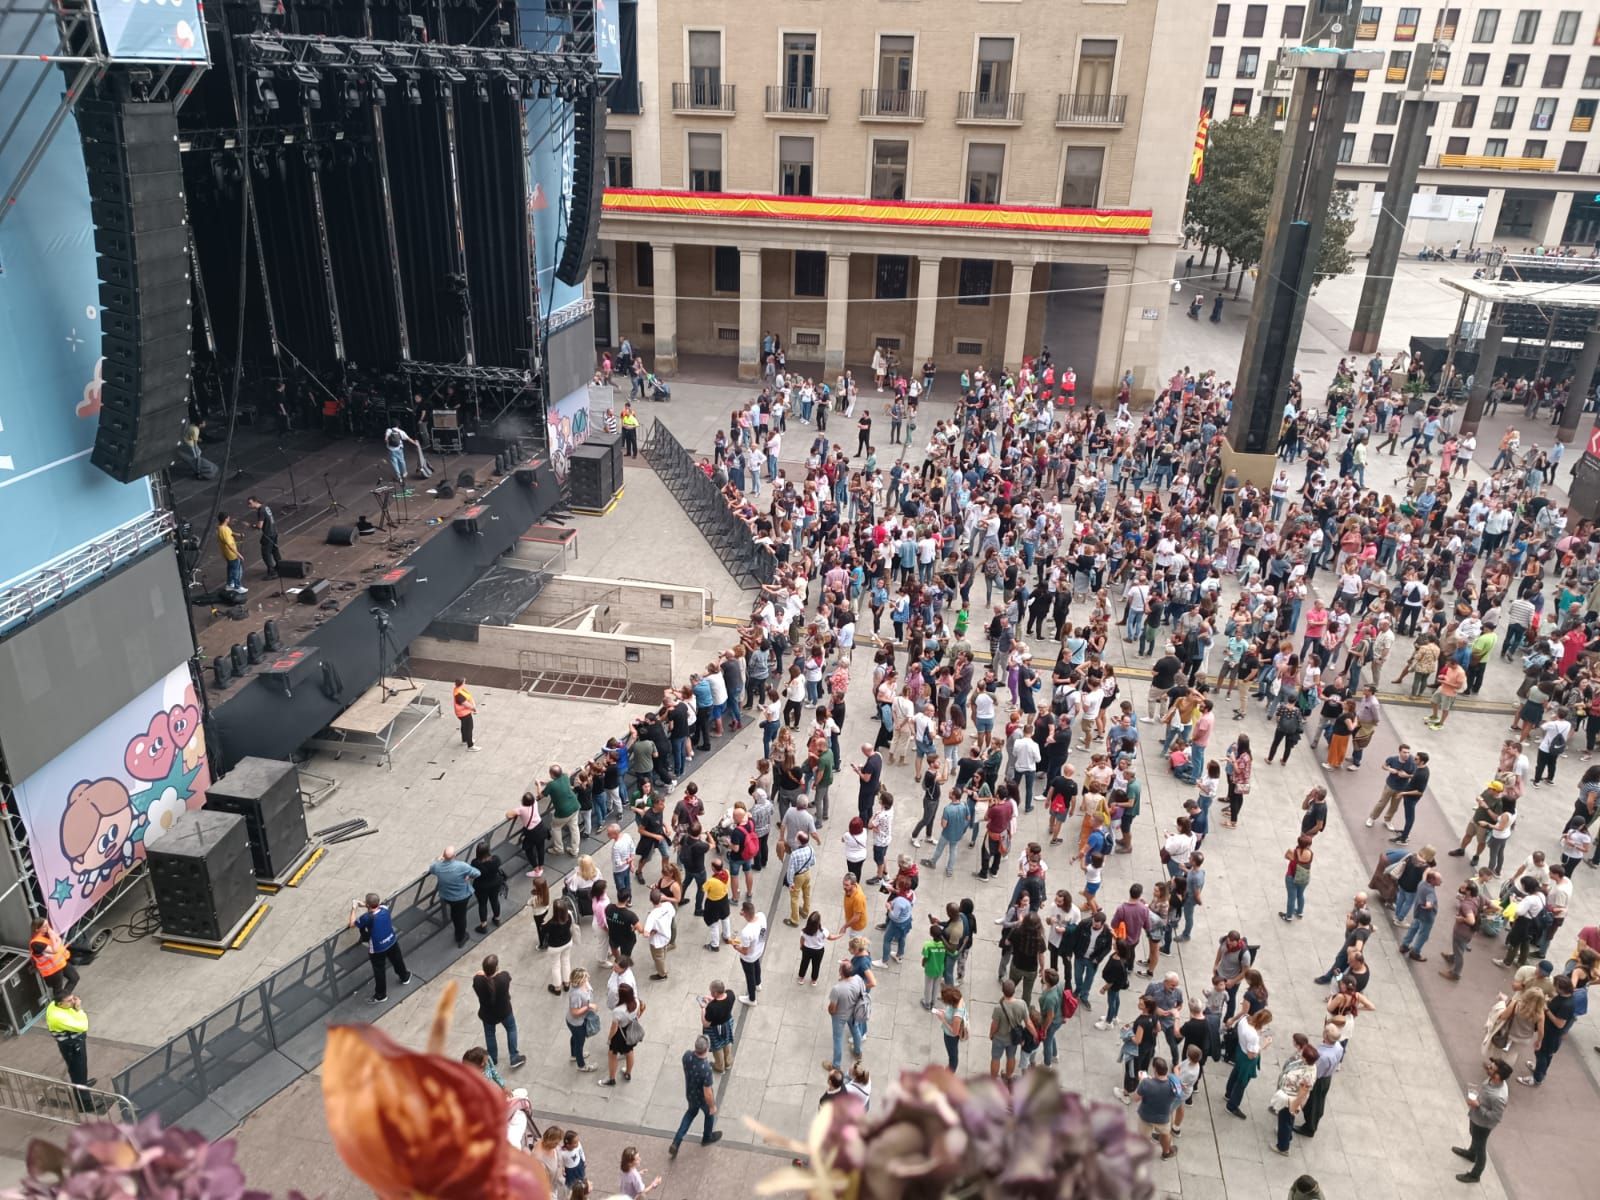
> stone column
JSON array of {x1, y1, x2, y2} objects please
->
[
  {"x1": 738, "y1": 248, "x2": 762, "y2": 380},
  {"x1": 824, "y1": 251, "x2": 849, "y2": 373},
  {"x1": 1540, "y1": 191, "x2": 1574, "y2": 249},
  {"x1": 651, "y1": 243, "x2": 678, "y2": 375},
  {"x1": 1458, "y1": 318, "x2": 1502, "y2": 437},
  {"x1": 1093, "y1": 261, "x2": 1135, "y2": 402},
  {"x1": 1474, "y1": 188, "x2": 1503, "y2": 249},
  {"x1": 913, "y1": 257, "x2": 941, "y2": 365},
  {"x1": 1558, "y1": 317, "x2": 1600, "y2": 444},
  {"x1": 1004, "y1": 260, "x2": 1035, "y2": 371}
]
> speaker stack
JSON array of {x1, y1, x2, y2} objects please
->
[
  {"x1": 588, "y1": 429, "x2": 624, "y2": 486},
  {"x1": 204, "y1": 756, "x2": 311, "y2": 882},
  {"x1": 78, "y1": 99, "x2": 193, "y2": 483},
  {"x1": 568, "y1": 442, "x2": 619, "y2": 513},
  {"x1": 148, "y1": 809, "x2": 258, "y2": 943},
  {"x1": 555, "y1": 90, "x2": 606, "y2": 286}
]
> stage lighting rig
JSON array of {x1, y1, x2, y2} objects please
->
[
  {"x1": 499, "y1": 70, "x2": 521, "y2": 99},
  {"x1": 346, "y1": 44, "x2": 382, "y2": 65},
  {"x1": 402, "y1": 73, "x2": 423, "y2": 105},
  {"x1": 290, "y1": 63, "x2": 323, "y2": 109},
  {"x1": 251, "y1": 70, "x2": 280, "y2": 112},
  {"x1": 417, "y1": 46, "x2": 446, "y2": 69},
  {"x1": 401, "y1": 13, "x2": 426, "y2": 41},
  {"x1": 371, "y1": 65, "x2": 397, "y2": 85},
  {"x1": 254, "y1": 38, "x2": 291, "y2": 63},
  {"x1": 309, "y1": 41, "x2": 346, "y2": 64},
  {"x1": 442, "y1": 66, "x2": 467, "y2": 84},
  {"x1": 338, "y1": 71, "x2": 363, "y2": 110}
]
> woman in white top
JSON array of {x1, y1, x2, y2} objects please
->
[
  {"x1": 840, "y1": 817, "x2": 871, "y2": 880},
  {"x1": 1486, "y1": 796, "x2": 1517, "y2": 877},
  {"x1": 731, "y1": 900, "x2": 768, "y2": 1004}
]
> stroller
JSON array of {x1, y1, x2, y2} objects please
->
[{"x1": 644, "y1": 374, "x2": 672, "y2": 402}]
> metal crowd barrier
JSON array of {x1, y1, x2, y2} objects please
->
[
  {"x1": 0, "y1": 1062, "x2": 136, "y2": 1125},
  {"x1": 643, "y1": 420, "x2": 777, "y2": 588}
]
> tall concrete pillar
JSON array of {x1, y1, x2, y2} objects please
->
[
  {"x1": 1094, "y1": 262, "x2": 1135, "y2": 401},
  {"x1": 738, "y1": 248, "x2": 762, "y2": 380},
  {"x1": 1004, "y1": 261, "x2": 1034, "y2": 371},
  {"x1": 651, "y1": 243, "x2": 678, "y2": 375},
  {"x1": 1473, "y1": 188, "x2": 1504, "y2": 249},
  {"x1": 1458, "y1": 318, "x2": 1502, "y2": 437},
  {"x1": 913, "y1": 257, "x2": 941, "y2": 365},
  {"x1": 1541, "y1": 191, "x2": 1574, "y2": 249},
  {"x1": 824, "y1": 252, "x2": 849, "y2": 373},
  {"x1": 1559, "y1": 317, "x2": 1600, "y2": 444}
]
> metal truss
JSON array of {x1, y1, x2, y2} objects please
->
[
  {"x1": 0, "y1": 509, "x2": 175, "y2": 635},
  {"x1": 396, "y1": 361, "x2": 536, "y2": 389}
]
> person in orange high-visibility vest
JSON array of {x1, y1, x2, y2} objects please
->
[
  {"x1": 29, "y1": 917, "x2": 78, "y2": 1000},
  {"x1": 453, "y1": 678, "x2": 479, "y2": 752}
]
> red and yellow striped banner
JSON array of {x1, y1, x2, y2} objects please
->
[{"x1": 601, "y1": 189, "x2": 1152, "y2": 237}]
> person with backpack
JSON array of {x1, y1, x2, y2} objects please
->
[
  {"x1": 825, "y1": 958, "x2": 869, "y2": 1071},
  {"x1": 1265, "y1": 701, "x2": 1304, "y2": 766},
  {"x1": 988, "y1": 978, "x2": 1033, "y2": 1082},
  {"x1": 1533, "y1": 706, "x2": 1574, "y2": 787}
]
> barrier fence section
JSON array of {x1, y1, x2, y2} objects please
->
[
  {"x1": 642, "y1": 420, "x2": 776, "y2": 589},
  {"x1": 0, "y1": 1062, "x2": 136, "y2": 1125}
]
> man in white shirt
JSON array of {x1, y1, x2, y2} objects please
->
[
  {"x1": 608, "y1": 824, "x2": 636, "y2": 896},
  {"x1": 1533, "y1": 709, "x2": 1574, "y2": 788},
  {"x1": 1012, "y1": 733, "x2": 1042, "y2": 813},
  {"x1": 644, "y1": 887, "x2": 676, "y2": 980},
  {"x1": 606, "y1": 956, "x2": 637, "y2": 1008}
]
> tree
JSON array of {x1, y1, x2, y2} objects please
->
[{"x1": 1185, "y1": 112, "x2": 1355, "y2": 292}]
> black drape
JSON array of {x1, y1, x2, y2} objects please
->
[
  {"x1": 252, "y1": 149, "x2": 336, "y2": 369},
  {"x1": 322, "y1": 140, "x2": 401, "y2": 369},
  {"x1": 383, "y1": 84, "x2": 464, "y2": 363},
  {"x1": 455, "y1": 93, "x2": 533, "y2": 367}
]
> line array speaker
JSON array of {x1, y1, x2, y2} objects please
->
[
  {"x1": 554, "y1": 90, "x2": 606, "y2": 287},
  {"x1": 148, "y1": 809, "x2": 258, "y2": 941},
  {"x1": 79, "y1": 99, "x2": 193, "y2": 483}
]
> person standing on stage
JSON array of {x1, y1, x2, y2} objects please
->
[
  {"x1": 247, "y1": 496, "x2": 281, "y2": 579},
  {"x1": 45, "y1": 994, "x2": 94, "y2": 1110},
  {"x1": 349, "y1": 892, "x2": 414, "y2": 1003},
  {"x1": 216, "y1": 512, "x2": 245, "y2": 594},
  {"x1": 384, "y1": 423, "x2": 422, "y2": 484},
  {"x1": 453, "y1": 678, "x2": 480, "y2": 751},
  {"x1": 28, "y1": 917, "x2": 78, "y2": 1000}
]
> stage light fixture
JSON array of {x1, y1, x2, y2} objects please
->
[
  {"x1": 418, "y1": 46, "x2": 446, "y2": 68},
  {"x1": 339, "y1": 73, "x2": 363, "y2": 110},
  {"x1": 371, "y1": 65, "x2": 397, "y2": 85},
  {"x1": 402, "y1": 13, "x2": 426, "y2": 40},
  {"x1": 309, "y1": 41, "x2": 346, "y2": 64},
  {"x1": 493, "y1": 20, "x2": 512, "y2": 43},
  {"x1": 251, "y1": 148, "x2": 273, "y2": 180},
  {"x1": 473, "y1": 75, "x2": 491, "y2": 102},
  {"x1": 402, "y1": 74, "x2": 423, "y2": 104},
  {"x1": 347, "y1": 44, "x2": 382, "y2": 64},
  {"x1": 251, "y1": 70, "x2": 279, "y2": 112},
  {"x1": 442, "y1": 66, "x2": 467, "y2": 83},
  {"x1": 537, "y1": 77, "x2": 551, "y2": 99},
  {"x1": 255, "y1": 38, "x2": 291, "y2": 62},
  {"x1": 290, "y1": 62, "x2": 323, "y2": 109},
  {"x1": 499, "y1": 69, "x2": 520, "y2": 99}
]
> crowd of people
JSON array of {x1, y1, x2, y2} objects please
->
[{"x1": 377, "y1": 342, "x2": 1600, "y2": 1196}]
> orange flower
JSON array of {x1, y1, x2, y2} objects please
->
[{"x1": 321, "y1": 984, "x2": 549, "y2": 1200}]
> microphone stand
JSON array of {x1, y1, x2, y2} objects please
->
[{"x1": 278, "y1": 446, "x2": 303, "y2": 512}]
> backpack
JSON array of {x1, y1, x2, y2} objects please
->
[
  {"x1": 1276, "y1": 706, "x2": 1304, "y2": 736},
  {"x1": 386, "y1": 429, "x2": 403, "y2": 448},
  {"x1": 741, "y1": 823, "x2": 760, "y2": 862},
  {"x1": 1550, "y1": 727, "x2": 1568, "y2": 754},
  {"x1": 1060, "y1": 989, "x2": 1080, "y2": 1021}
]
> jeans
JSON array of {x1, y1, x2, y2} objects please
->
[
  {"x1": 1181, "y1": 892, "x2": 1198, "y2": 939},
  {"x1": 1277, "y1": 1106, "x2": 1296, "y2": 1151},
  {"x1": 1284, "y1": 876, "x2": 1307, "y2": 919},
  {"x1": 1126, "y1": 610, "x2": 1145, "y2": 642},
  {"x1": 931, "y1": 831, "x2": 962, "y2": 875},
  {"x1": 1104, "y1": 989, "x2": 1121, "y2": 1023},
  {"x1": 943, "y1": 1031, "x2": 960, "y2": 1070},
  {"x1": 1401, "y1": 909, "x2": 1435, "y2": 955},
  {"x1": 1531, "y1": 1043, "x2": 1557, "y2": 1084},
  {"x1": 673, "y1": 1098, "x2": 716, "y2": 1147},
  {"x1": 1073, "y1": 956, "x2": 1098, "y2": 1000},
  {"x1": 673, "y1": 736, "x2": 689, "y2": 777},
  {"x1": 1394, "y1": 887, "x2": 1417, "y2": 924},
  {"x1": 226, "y1": 557, "x2": 244, "y2": 590},
  {"x1": 831, "y1": 1013, "x2": 865, "y2": 1067},
  {"x1": 1462, "y1": 1120, "x2": 1491, "y2": 1179},
  {"x1": 882, "y1": 917, "x2": 911, "y2": 961},
  {"x1": 483, "y1": 1014, "x2": 519, "y2": 1065},
  {"x1": 980, "y1": 836, "x2": 1004, "y2": 877}
]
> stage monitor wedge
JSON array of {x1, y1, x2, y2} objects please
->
[
  {"x1": 77, "y1": 98, "x2": 193, "y2": 484},
  {"x1": 555, "y1": 91, "x2": 606, "y2": 287}
]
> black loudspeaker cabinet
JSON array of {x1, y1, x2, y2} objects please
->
[
  {"x1": 326, "y1": 525, "x2": 357, "y2": 546},
  {"x1": 78, "y1": 98, "x2": 193, "y2": 483},
  {"x1": 204, "y1": 756, "x2": 310, "y2": 879},
  {"x1": 277, "y1": 560, "x2": 312, "y2": 579},
  {"x1": 147, "y1": 809, "x2": 257, "y2": 942},
  {"x1": 587, "y1": 430, "x2": 623, "y2": 487},
  {"x1": 299, "y1": 578, "x2": 332, "y2": 605},
  {"x1": 567, "y1": 442, "x2": 617, "y2": 510},
  {"x1": 555, "y1": 91, "x2": 605, "y2": 287}
]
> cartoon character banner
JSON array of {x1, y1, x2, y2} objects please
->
[{"x1": 12, "y1": 663, "x2": 209, "y2": 935}]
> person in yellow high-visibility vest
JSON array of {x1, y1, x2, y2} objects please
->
[
  {"x1": 453, "y1": 678, "x2": 479, "y2": 751},
  {"x1": 620, "y1": 403, "x2": 640, "y2": 458},
  {"x1": 45, "y1": 994, "x2": 93, "y2": 1110}
]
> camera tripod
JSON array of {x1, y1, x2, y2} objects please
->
[{"x1": 372, "y1": 608, "x2": 417, "y2": 700}]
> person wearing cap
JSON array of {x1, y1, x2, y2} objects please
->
[
  {"x1": 1465, "y1": 619, "x2": 1498, "y2": 694},
  {"x1": 667, "y1": 1035, "x2": 722, "y2": 1157}
]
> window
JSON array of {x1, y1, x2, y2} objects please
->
[
  {"x1": 965, "y1": 143, "x2": 1004, "y2": 204},
  {"x1": 793, "y1": 250, "x2": 825, "y2": 298},
  {"x1": 1511, "y1": 10, "x2": 1539, "y2": 43},
  {"x1": 1261, "y1": 95, "x2": 1286, "y2": 120},
  {"x1": 1462, "y1": 53, "x2": 1488, "y2": 85},
  {"x1": 1524, "y1": 139, "x2": 1547, "y2": 158},
  {"x1": 874, "y1": 255, "x2": 909, "y2": 300},
  {"x1": 1545, "y1": 56, "x2": 1571, "y2": 87},
  {"x1": 1453, "y1": 94, "x2": 1478, "y2": 127},
  {"x1": 1585, "y1": 56, "x2": 1600, "y2": 88},
  {"x1": 1560, "y1": 141, "x2": 1585, "y2": 171},
  {"x1": 1484, "y1": 137, "x2": 1508, "y2": 156},
  {"x1": 1229, "y1": 87, "x2": 1252, "y2": 116},
  {"x1": 1491, "y1": 96, "x2": 1518, "y2": 128},
  {"x1": 1206, "y1": 46, "x2": 1223, "y2": 78},
  {"x1": 1396, "y1": 7, "x2": 1420, "y2": 39},
  {"x1": 1347, "y1": 92, "x2": 1364, "y2": 122},
  {"x1": 713, "y1": 246, "x2": 739, "y2": 294},
  {"x1": 1369, "y1": 133, "x2": 1393, "y2": 163},
  {"x1": 1242, "y1": 4, "x2": 1266, "y2": 37},
  {"x1": 1282, "y1": 5, "x2": 1305, "y2": 38},
  {"x1": 782, "y1": 33, "x2": 817, "y2": 110},
  {"x1": 1445, "y1": 135, "x2": 1469, "y2": 155},
  {"x1": 1077, "y1": 39, "x2": 1117, "y2": 96},
  {"x1": 1388, "y1": 50, "x2": 1411, "y2": 76},
  {"x1": 688, "y1": 131, "x2": 722, "y2": 191},
  {"x1": 1503, "y1": 55, "x2": 1528, "y2": 87},
  {"x1": 1532, "y1": 97, "x2": 1558, "y2": 129},
  {"x1": 870, "y1": 139, "x2": 908, "y2": 200},
  {"x1": 1377, "y1": 91, "x2": 1402, "y2": 123},
  {"x1": 779, "y1": 135, "x2": 813, "y2": 196},
  {"x1": 1472, "y1": 9, "x2": 1499, "y2": 42},
  {"x1": 957, "y1": 259, "x2": 994, "y2": 306},
  {"x1": 1238, "y1": 48, "x2": 1260, "y2": 78},
  {"x1": 1435, "y1": 7, "x2": 1461, "y2": 37},
  {"x1": 1202, "y1": 86, "x2": 1217, "y2": 114},
  {"x1": 604, "y1": 129, "x2": 633, "y2": 188},
  {"x1": 1213, "y1": 3, "x2": 1230, "y2": 37},
  {"x1": 1337, "y1": 131, "x2": 1356, "y2": 162},
  {"x1": 1358, "y1": 6, "x2": 1382, "y2": 38},
  {"x1": 877, "y1": 35, "x2": 914, "y2": 94},
  {"x1": 635, "y1": 242, "x2": 654, "y2": 288},
  {"x1": 1061, "y1": 145, "x2": 1104, "y2": 207},
  {"x1": 1579, "y1": 97, "x2": 1599, "y2": 120},
  {"x1": 1554, "y1": 11, "x2": 1581, "y2": 45},
  {"x1": 975, "y1": 37, "x2": 1015, "y2": 103},
  {"x1": 688, "y1": 30, "x2": 721, "y2": 105}
]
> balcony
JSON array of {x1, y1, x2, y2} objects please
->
[
  {"x1": 1573, "y1": 115, "x2": 1594, "y2": 132},
  {"x1": 956, "y1": 90, "x2": 1025, "y2": 123},
  {"x1": 671, "y1": 82, "x2": 736, "y2": 115},
  {"x1": 1429, "y1": 66, "x2": 1446, "y2": 83},
  {"x1": 859, "y1": 88, "x2": 926, "y2": 121},
  {"x1": 1385, "y1": 66, "x2": 1408, "y2": 82},
  {"x1": 1056, "y1": 93, "x2": 1127, "y2": 126},
  {"x1": 1438, "y1": 153, "x2": 1556, "y2": 171},
  {"x1": 1354, "y1": 68, "x2": 1370, "y2": 81},
  {"x1": 764, "y1": 85, "x2": 829, "y2": 118}
]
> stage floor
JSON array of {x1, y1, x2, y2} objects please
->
[{"x1": 171, "y1": 425, "x2": 507, "y2": 665}]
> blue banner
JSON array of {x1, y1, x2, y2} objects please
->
[
  {"x1": 520, "y1": 0, "x2": 592, "y2": 323},
  {"x1": 94, "y1": 0, "x2": 207, "y2": 62},
  {"x1": 596, "y1": 0, "x2": 621, "y2": 76},
  {"x1": 0, "y1": 31, "x2": 155, "y2": 591}
]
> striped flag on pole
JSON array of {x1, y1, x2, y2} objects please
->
[{"x1": 1190, "y1": 109, "x2": 1211, "y2": 183}]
